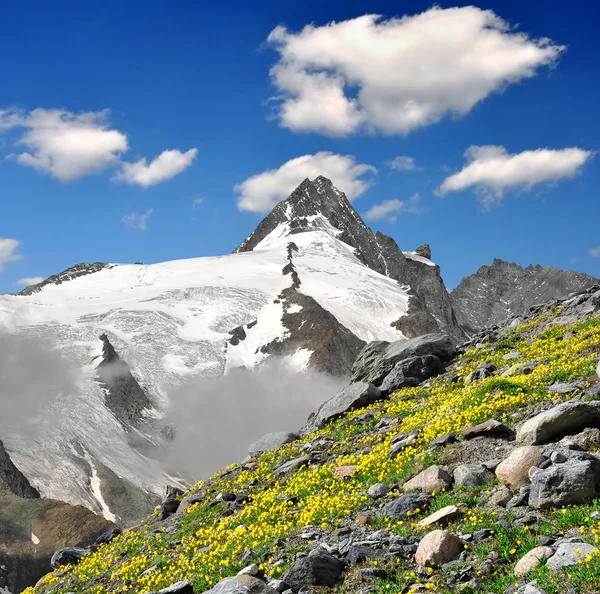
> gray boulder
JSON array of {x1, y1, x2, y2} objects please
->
[
  {"x1": 158, "y1": 582, "x2": 195, "y2": 594},
  {"x1": 546, "y1": 542, "x2": 599, "y2": 571},
  {"x1": 381, "y1": 493, "x2": 432, "y2": 520},
  {"x1": 206, "y1": 575, "x2": 279, "y2": 594},
  {"x1": 454, "y1": 464, "x2": 495, "y2": 488},
  {"x1": 282, "y1": 548, "x2": 346, "y2": 590},
  {"x1": 517, "y1": 401, "x2": 600, "y2": 445},
  {"x1": 248, "y1": 432, "x2": 300, "y2": 457},
  {"x1": 351, "y1": 334, "x2": 455, "y2": 386},
  {"x1": 379, "y1": 355, "x2": 443, "y2": 395},
  {"x1": 50, "y1": 547, "x2": 89, "y2": 569},
  {"x1": 304, "y1": 382, "x2": 381, "y2": 432},
  {"x1": 274, "y1": 455, "x2": 314, "y2": 475}
]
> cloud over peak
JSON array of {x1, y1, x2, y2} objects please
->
[
  {"x1": 114, "y1": 149, "x2": 198, "y2": 188},
  {"x1": 437, "y1": 145, "x2": 593, "y2": 207},
  {"x1": 364, "y1": 193, "x2": 424, "y2": 223},
  {"x1": 267, "y1": 7, "x2": 565, "y2": 136},
  {"x1": 0, "y1": 238, "x2": 22, "y2": 273},
  {"x1": 235, "y1": 151, "x2": 376, "y2": 213}
]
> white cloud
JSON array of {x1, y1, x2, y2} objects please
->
[
  {"x1": 267, "y1": 7, "x2": 565, "y2": 136},
  {"x1": 0, "y1": 238, "x2": 22, "y2": 273},
  {"x1": 0, "y1": 108, "x2": 128, "y2": 181},
  {"x1": 121, "y1": 208, "x2": 153, "y2": 230},
  {"x1": 17, "y1": 276, "x2": 44, "y2": 286},
  {"x1": 437, "y1": 145, "x2": 593, "y2": 207},
  {"x1": 364, "y1": 193, "x2": 423, "y2": 223},
  {"x1": 115, "y1": 149, "x2": 197, "y2": 188},
  {"x1": 235, "y1": 151, "x2": 376, "y2": 213},
  {"x1": 387, "y1": 156, "x2": 422, "y2": 171},
  {"x1": 589, "y1": 246, "x2": 600, "y2": 258}
]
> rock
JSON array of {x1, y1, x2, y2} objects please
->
[
  {"x1": 159, "y1": 499, "x2": 180, "y2": 520},
  {"x1": 207, "y1": 575, "x2": 278, "y2": 594},
  {"x1": 431, "y1": 433, "x2": 459, "y2": 447},
  {"x1": 333, "y1": 465, "x2": 358, "y2": 480},
  {"x1": 508, "y1": 484, "x2": 531, "y2": 509},
  {"x1": 529, "y1": 458, "x2": 600, "y2": 508},
  {"x1": 248, "y1": 432, "x2": 300, "y2": 457},
  {"x1": 482, "y1": 458, "x2": 503, "y2": 471},
  {"x1": 522, "y1": 585, "x2": 547, "y2": 594},
  {"x1": 163, "y1": 485, "x2": 185, "y2": 500},
  {"x1": 415, "y1": 244, "x2": 431, "y2": 259},
  {"x1": 346, "y1": 546, "x2": 380, "y2": 564},
  {"x1": 178, "y1": 493, "x2": 204, "y2": 514},
  {"x1": 546, "y1": 542, "x2": 599, "y2": 571},
  {"x1": 547, "y1": 382, "x2": 580, "y2": 395},
  {"x1": 359, "y1": 567, "x2": 388, "y2": 580},
  {"x1": 93, "y1": 528, "x2": 122, "y2": 548},
  {"x1": 379, "y1": 355, "x2": 443, "y2": 395},
  {"x1": 267, "y1": 580, "x2": 288, "y2": 593},
  {"x1": 158, "y1": 582, "x2": 195, "y2": 594},
  {"x1": 282, "y1": 548, "x2": 346, "y2": 590},
  {"x1": 403, "y1": 465, "x2": 453, "y2": 493},
  {"x1": 304, "y1": 383, "x2": 381, "y2": 431},
  {"x1": 454, "y1": 464, "x2": 495, "y2": 488},
  {"x1": 465, "y1": 367, "x2": 494, "y2": 385},
  {"x1": 516, "y1": 400, "x2": 600, "y2": 445},
  {"x1": 274, "y1": 455, "x2": 313, "y2": 475},
  {"x1": 381, "y1": 493, "x2": 432, "y2": 520},
  {"x1": 351, "y1": 334, "x2": 456, "y2": 386},
  {"x1": 355, "y1": 510, "x2": 376, "y2": 526},
  {"x1": 367, "y1": 483, "x2": 390, "y2": 499},
  {"x1": 461, "y1": 419, "x2": 512, "y2": 440},
  {"x1": 514, "y1": 547, "x2": 554, "y2": 576},
  {"x1": 50, "y1": 547, "x2": 89, "y2": 569},
  {"x1": 415, "y1": 530, "x2": 463, "y2": 568},
  {"x1": 559, "y1": 427, "x2": 600, "y2": 450},
  {"x1": 503, "y1": 350, "x2": 521, "y2": 360},
  {"x1": 490, "y1": 486, "x2": 512, "y2": 507},
  {"x1": 238, "y1": 564, "x2": 260, "y2": 576},
  {"x1": 389, "y1": 432, "x2": 419, "y2": 458},
  {"x1": 496, "y1": 446, "x2": 543, "y2": 490},
  {"x1": 418, "y1": 505, "x2": 462, "y2": 527}
]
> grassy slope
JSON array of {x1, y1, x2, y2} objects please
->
[{"x1": 27, "y1": 309, "x2": 600, "y2": 594}]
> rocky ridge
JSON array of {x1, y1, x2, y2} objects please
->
[{"x1": 26, "y1": 283, "x2": 600, "y2": 594}]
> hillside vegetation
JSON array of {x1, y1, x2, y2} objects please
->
[{"x1": 26, "y1": 293, "x2": 600, "y2": 594}]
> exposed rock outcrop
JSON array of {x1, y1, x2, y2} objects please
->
[{"x1": 0, "y1": 438, "x2": 39, "y2": 499}]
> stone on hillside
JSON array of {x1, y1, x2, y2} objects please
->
[
  {"x1": 529, "y1": 458, "x2": 600, "y2": 508},
  {"x1": 207, "y1": 575, "x2": 278, "y2": 594},
  {"x1": 415, "y1": 530, "x2": 463, "y2": 567},
  {"x1": 351, "y1": 334, "x2": 456, "y2": 386},
  {"x1": 431, "y1": 433, "x2": 458, "y2": 447},
  {"x1": 158, "y1": 582, "x2": 195, "y2": 594},
  {"x1": 418, "y1": 505, "x2": 462, "y2": 527},
  {"x1": 367, "y1": 483, "x2": 390, "y2": 499},
  {"x1": 333, "y1": 465, "x2": 358, "y2": 480},
  {"x1": 503, "y1": 350, "x2": 521, "y2": 360},
  {"x1": 517, "y1": 401, "x2": 600, "y2": 445},
  {"x1": 304, "y1": 383, "x2": 381, "y2": 431},
  {"x1": 159, "y1": 499, "x2": 180, "y2": 520},
  {"x1": 461, "y1": 419, "x2": 512, "y2": 440},
  {"x1": 178, "y1": 493, "x2": 203, "y2": 514},
  {"x1": 274, "y1": 455, "x2": 313, "y2": 475},
  {"x1": 546, "y1": 542, "x2": 599, "y2": 571},
  {"x1": 496, "y1": 446, "x2": 543, "y2": 490},
  {"x1": 379, "y1": 355, "x2": 443, "y2": 395},
  {"x1": 50, "y1": 547, "x2": 89, "y2": 569},
  {"x1": 355, "y1": 510, "x2": 376, "y2": 525},
  {"x1": 282, "y1": 548, "x2": 346, "y2": 590},
  {"x1": 382, "y1": 493, "x2": 432, "y2": 520},
  {"x1": 238, "y1": 564, "x2": 260, "y2": 577},
  {"x1": 389, "y1": 432, "x2": 419, "y2": 458},
  {"x1": 560, "y1": 427, "x2": 600, "y2": 449},
  {"x1": 403, "y1": 465, "x2": 453, "y2": 493},
  {"x1": 490, "y1": 486, "x2": 512, "y2": 507},
  {"x1": 547, "y1": 382, "x2": 581, "y2": 395},
  {"x1": 248, "y1": 432, "x2": 300, "y2": 457},
  {"x1": 465, "y1": 366, "x2": 494, "y2": 385},
  {"x1": 454, "y1": 464, "x2": 495, "y2": 488},
  {"x1": 514, "y1": 546, "x2": 554, "y2": 576}
]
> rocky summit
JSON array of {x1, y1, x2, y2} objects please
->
[{"x1": 21, "y1": 281, "x2": 600, "y2": 594}]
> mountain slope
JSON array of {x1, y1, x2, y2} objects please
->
[
  {"x1": 0, "y1": 176, "x2": 448, "y2": 526},
  {"x1": 451, "y1": 258, "x2": 599, "y2": 335}
]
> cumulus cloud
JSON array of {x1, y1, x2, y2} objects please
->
[
  {"x1": 121, "y1": 208, "x2": 153, "y2": 230},
  {"x1": 589, "y1": 246, "x2": 600, "y2": 258},
  {"x1": 437, "y1": 145, "x2": 593, "y2": 207},
  {"x1": 0, "y1": 108, "x2": 128, "y2": 181},
  {"x1": 387, "y1": 156, "x2": 422, "y2": 171},
  {"x1": 364, "y1": 193, "x2": 424, "y2": 223},
  {"x1": 0, "y1": 238, "x2": 22, "y2": 273},
  {"x1": 17, "y1": 276, "x2": 44, "y2": 286},
  {"x1": 235, "y1": 151, "x2": 376, "y2": 213},
  {"x1": 266, "y1": 7, "x2": 565, "y2": 136},
  {"x1": 115, "y1": 149, "x2": 198, "y2": 188}
]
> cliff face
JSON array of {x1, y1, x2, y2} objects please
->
[
  {"x1": 451, "y1": 258, "x2": 600, "y2": 334},
  {"x1": 0, "y1": 438, "x2": 39, "y2": 499}
]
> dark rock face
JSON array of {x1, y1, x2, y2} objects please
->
[
  {"x1": 382, "y1": 493, "x2": 432, "y2": 520},
  {"x1": 0, "y1": 438, "x2": 39, "y2": 499},
  {"x1": 18, "y1": 262, "x2": 111, "y2": 295},
  {"x1": 379, "y1": 354, "x2": 443, "y2": 395},
  {"x1": 283, "y1": 548, "x2": 346, "y2": 590},
  {"x1": 351, "y1": 334, "x2": 456, "y2": 386},
  {"x1": 234, "y1": 176, "x2": 464, "y2": 341},
  {"x1": 248, "y1": 432, "x2": 300, "y2": 457},
  {"x1": 96, "y1": 333, "x2": 153, "y2": 428},
  {"x1": 450, "y1": 259, "x2": 599, "y2": 335}
]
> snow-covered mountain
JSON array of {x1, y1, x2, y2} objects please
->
[{"x1": 0, "y1": 176, "x2": 462, "y2": 525}]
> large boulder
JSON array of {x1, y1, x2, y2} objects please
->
[
  {"x1": 514, "y1": 546, "x2": 554, "y2": 576},
  {"x1": 496, "y1": 446, "x2": 543, "y2": 490},
  {"x1": 379, "y1": 355, "x2": 444, "y2": 395},
  {"x1": 50, "y1": 547, "x2": 89, "y2": 569},
  {"x1": 282, "y1": 548, "x2": 346, "y2": 590},
  {"x1": 415, "y1": 530, "x2": 463, "y2": 567},
  {"x1": 351, "y1": 334, "x2": 455, "y2": 386},
  {"x1": 248, "y1": 432, "x2": 300, "y2": 457},
  {"x1": 303, "y1": 382, "x2": 381, "y2": 432},
  {"x1": 207, "y1": 575, "x2": 279, "y2": 594},
  {"x1": 546, "y1": 542, "x2": 599, "y2": 571},
  {"x1": 529, "y1": 451, "x2": 600, "y2": 508},
  {"x1": 381, "y1": 493, "x2": 432, "y2": 520},
  {"x1": 517, "y1": 401, "x2": 600, "y2": 445},
  {"x1": 454, "y1": 464, "x2": 495, "y2": 488},
  {"x1": 403, "y1": 465, "x2": 453, "y2": 493}
]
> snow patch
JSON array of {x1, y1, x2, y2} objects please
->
[
  {"x1": 31, "y1": 532, "x2": 40, "y2": 545},
  {"x1": 90, "y1": 467, "x2": 118, "y2": 523},
  {"x1": 403, "y1": 251, "x2": 436, "y2": 267},
  {"x1": 286, "y1": 304, "x2": 303, "y2": 314}
]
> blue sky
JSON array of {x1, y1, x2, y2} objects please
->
[{"x1": 1, "y1": 0, "x2": 599, "y2": 292}]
